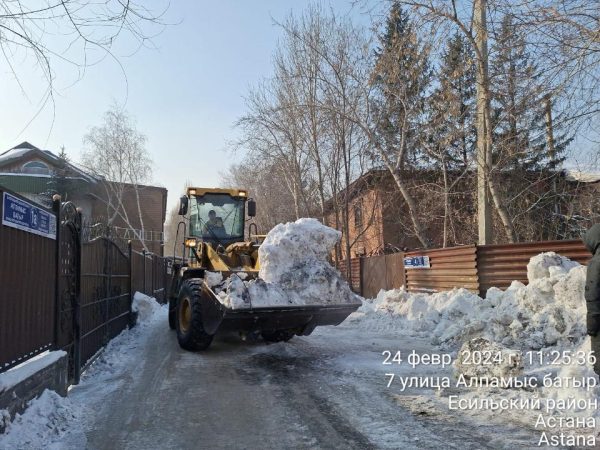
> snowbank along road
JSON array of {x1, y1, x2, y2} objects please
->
[{"x1": 1, "y1": 298, "x2": 544, "y2": 450}]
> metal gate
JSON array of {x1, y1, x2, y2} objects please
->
[{"x1": 54, "y1": 201, "x2": 82, "y2": 383}]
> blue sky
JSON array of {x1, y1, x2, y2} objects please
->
[{"x1": 0, "y1": 1, "x2": 373, "y2": 210}]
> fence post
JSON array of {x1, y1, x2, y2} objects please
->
[
  {"x1": 128, "y1": 241, "x2": 135, "y2": 327},
  {"x1": 73, "y1": 209, "x2": 83, "y2": 384},
  {"x1": 151, "y1": 254, "x2": 156, "y2": 299},
  {"x1": 142, "y1": 249, "x2": 146, "y2": 295},
  {"x1": 103, "y1": 238, "x2": 110, "y2": 345},
  {"x1": 163, "y1": 257, "x2": 168, "y2": 304},
  {"x1": 358, "y1": 258, "x2": 363, "y2": 296},
  {"x1": 52, "y1": 195, "x2": 61, "y2": 350}
]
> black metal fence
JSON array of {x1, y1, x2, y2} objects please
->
[
  {"x1": 132, "y1": 250, "x2": 169, "y2": 303},
  {"x1": 0, "y1": 187, "x2": 168, "y2": 383}
]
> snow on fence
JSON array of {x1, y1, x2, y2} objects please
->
[{"x1": 343, "y1": 239, "x2": 592, "y2": 298}]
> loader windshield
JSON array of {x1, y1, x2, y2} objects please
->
[{"x1": 189, "y1": 193, "x2": 245, "y2": 244}]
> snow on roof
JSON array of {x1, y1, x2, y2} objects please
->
[
  {"x1": 563, "y1": 169, "x2": 600, "y2": 183},
  {"x1": 0, "y1": 142, "x2": 98, "y2": 183},
  {"x1": 0, "y1": 147, "x2": 32, "y2": 163}
]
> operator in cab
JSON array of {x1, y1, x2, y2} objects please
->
[{"x1": 202, "y1": 210, "x2": 225, "y2": 236}]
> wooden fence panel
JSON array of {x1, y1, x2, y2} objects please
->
[
  {"x1": 361, "y1": 253, "x2": 406, "y2": 298},
  {"x1": 362, "y1": 255, "x2": 388, "y2": 298},
  {"x1": 385, "y1": 253, "x2": 405, "y2": 292}
]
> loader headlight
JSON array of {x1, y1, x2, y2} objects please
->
[{"x1": 185, "y1": 237, "x2": 198, "y2": 248}]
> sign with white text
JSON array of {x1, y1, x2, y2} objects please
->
[
  {"x1": 2, "y1": 192, "x2": 56, "y2": 240},
  {"x1": 403, "y1": 255, "x2": 430, "y2": 269}
]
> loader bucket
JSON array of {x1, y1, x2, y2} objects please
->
[{"x1": 199, "y1": 283, "x2": 361, "y2": 336}]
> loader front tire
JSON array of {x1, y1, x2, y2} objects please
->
[
  {"x1": 261, "y1": 330, "x2": 295, "y2": 343},
  {"x1": 176, "y1": 279, "x2": 214, "y2": 351}
]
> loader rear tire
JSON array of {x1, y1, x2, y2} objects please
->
[
  {"x1": 261, "y1": 330, "x2": 295, "y2": 343},
  {"x1": 176, "y1": 279, "x2": 214, "y2": 351}
]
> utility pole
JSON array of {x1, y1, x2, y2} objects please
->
[{"x1": 474, "y1": 0, "x2": 492, "y2": 245}]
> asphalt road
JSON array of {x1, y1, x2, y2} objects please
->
[{"x1": 80, "y1": 320, "x2": 543, "y2": 450}]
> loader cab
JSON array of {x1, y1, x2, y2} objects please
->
[{"x1": 185, "y1": 189, "x2": 250, "y2": 246}]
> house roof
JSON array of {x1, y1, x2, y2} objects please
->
[
  {"x1": 324, "y1": 168, "x2": 390, "y2": 212},
  {"x1": 0, "y1": 174, "x2": 91, "y2": 194},
  {"x1": 562, "y1": 169, "x2": 600, "y2": 184},
  {"x1": 0, "y1": 142, "x2": 97, "y2": 183}
]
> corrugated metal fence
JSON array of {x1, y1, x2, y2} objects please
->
[
  {"x1": 404, "y1": 245, "x2": 478, "y2": 294},
  {"x1": 477, "y1": 240, "x2": 590, "y2": 293},
  {"x1": 343, "y1": 239, "x2": 592, "y2": 298}
]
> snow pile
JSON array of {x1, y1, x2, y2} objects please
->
[
  {"x1": 353, "y1": 252, "x2": 587, "y2": 350},
  {"x1": 454, "y1": 338, "x2": 523, "y2": 380},
  {"x1": 351, "y1": 287, "x2": 483, "y2": 346},
  {"x1": 211, "y1": 218, "x2": 361, "y2": 309},
  {"x1": 0, "y1": 297, "x2": 167, "y2": 449},
  {"x1": 0, "y1": 351, "x2": 66, "y2": 394},
  {"x1": 258, "y1": 218, "x2": 341, "y2": 284},
  {"x1": 132, "y1": 292, "x2": 163, "y2": 324},
  {"x1": 204, "y1": 271, "x2": 223, "y2": 288},
  {"x1": 351, "y1": 252, "x2": 600, "y2": 435},
  {"x1": 0, "y1": 390, "x2": 80, "y2": 450},
  {"x1": 527, "y1": 252, "x2": 579, "y2": 282}
]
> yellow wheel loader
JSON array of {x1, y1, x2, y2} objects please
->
[{"x1": 168, "y1": 187, "x2": 361, "y2": 351}]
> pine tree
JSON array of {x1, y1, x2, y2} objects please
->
[
  {"x1": 370, "y1": 1, "x2": 431, "y2": 168},
  {"x1": 491, "y1": 16, "x2": 570, "y2": 171},
  {"x1": 53, "y1": 146, "x2": 73, "y2": 200},
  {"x1": 428, "y1": 33, "x2": 477, "y2": 170},
  {"x1": 367, "y1": 2, "x2": 434, "y2": 248}
]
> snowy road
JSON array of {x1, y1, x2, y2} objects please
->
[{"x1": 60, "y1": 313, "x2": 546, "y2": 450}]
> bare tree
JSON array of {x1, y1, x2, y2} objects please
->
[
  {"x1": 0, "y1": 1, "x2": 168, "y2": 125},
  {"x1": 82, "y1": 105, "x2": 153, "y2": 251}
]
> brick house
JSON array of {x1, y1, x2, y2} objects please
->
[
  {"x1": 325, "y1": 169, "x2": 412, "y2": 259},
  {"x1": 0, "y1": 142, "x2": 167, "y2": 254},
  {"x1": 326, "y1": 167, "x2": 600, "y2": 259}
]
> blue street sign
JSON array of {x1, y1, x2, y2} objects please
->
[
  {"x1": 2, "y1": 192, "x2": 57, "y2": 240},
  {"x1": 404, "y1": 255, "x2": 430, "y2": 269}
]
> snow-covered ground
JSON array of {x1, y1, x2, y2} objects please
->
[
  {"x1": 350, "y1": 252, "x2": 600, "y2": 446},
  {"x1": 0, "y1": 293, "x2": 166, "y2": 450},
  {"x1": 2, "y1": 251, "x2": 598, "y2": 448}
]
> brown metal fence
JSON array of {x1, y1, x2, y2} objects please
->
[
  {"x1": 404, "y1": 245, "x2": 479, "y2": 294},
  {"x1": 477, "y1": 240, "x2": 590, "y2": 294},
  {"x1": 0, "y1": 188, "x2": 168, "y2": 380},
  {"x1": 80, "y1": 238, "x2": 132, "y2": 374},
  {"x1": 131, "y1": 250, "x2": 168, "y2": 303},
  {"x1": 357, "y1": 240, "x2": 592, "y2": 298},
  {"x1": 0, "y1": 189, "x2": 57, "y2": 371}
]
